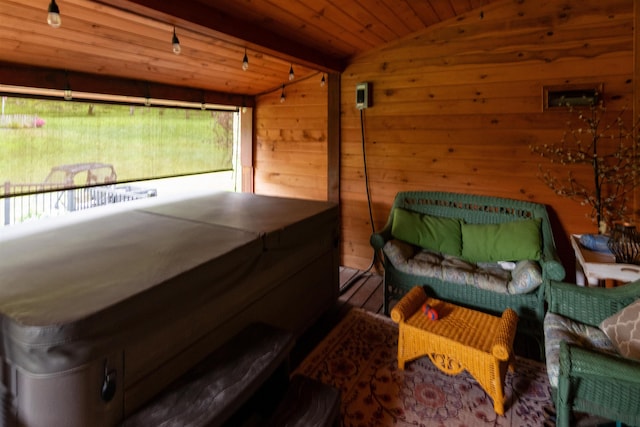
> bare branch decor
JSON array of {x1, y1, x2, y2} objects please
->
[{"x1": 530, "y1": 102, "x2": 640, "y2": 233}]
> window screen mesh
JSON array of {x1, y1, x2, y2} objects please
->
[{"x1": 1, "y1": 96, "x2": 235, "y2": 195}]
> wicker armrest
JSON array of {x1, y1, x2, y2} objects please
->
[
  {"x1": 370, "y1": 209, "x2": 394, "y2": 250},
  {"x1": 390, "y1": 286, "x2": 427, "y2": 323},
  {"x1": 560, "y1": 340, "x2": 640, "y2": 384},
  {"x1": 491, "y1": 308, "x2": 518, "y2": 361},
  {"x1": 547, "y1": 280, "x2": 640, "y2": 327},
  {"x1": 540, "y1": 252, "x2": 565, "y2": 281},
  {"x1": 370, "y1": 224, "x2": 393, "y2": 250}
]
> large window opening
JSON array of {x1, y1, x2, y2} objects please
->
[{"x1": 1, "y1": 89, "x2": 241, "y2": 226}]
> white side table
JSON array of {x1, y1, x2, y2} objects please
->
[{"x1": 571, "y1": 234, "x2": 640, "y2": 287}]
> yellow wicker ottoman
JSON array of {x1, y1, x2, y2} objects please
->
[{"x1": 390, "y1": 286, "x2": 518, "y2": 416}]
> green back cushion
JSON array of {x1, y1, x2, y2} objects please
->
[
  {"x1": 391, "y1": 208, "x2": 462, "y2": 256},
  {"x1": 461, "y1": 218, "x2": 542, "y2": 262}
]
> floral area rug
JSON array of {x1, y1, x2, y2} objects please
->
[{"x1": 294, "y1": 308, "x2": 552, "y2": 427}]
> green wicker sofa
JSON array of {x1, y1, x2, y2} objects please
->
[
  {"x1": 370, "y1": 191, "x2": 565, "y2": 349},
  {"x1": 545, "y1": 279, "x2": 640, "y2": 427}
]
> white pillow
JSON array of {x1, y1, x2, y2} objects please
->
[{"x1": 507, "y1": 260, "x2": 542, "y2": 294}]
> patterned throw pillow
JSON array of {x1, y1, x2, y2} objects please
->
[{"x1": 599, "y1": 299, "x2": 640, "y2": 360}]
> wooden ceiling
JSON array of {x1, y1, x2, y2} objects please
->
[{"x1": 0, "y1": 0, "x2": 494, "y2": 100}]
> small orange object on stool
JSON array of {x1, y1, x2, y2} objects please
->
[{"x1": 420, "y1": 302, "x2": 438, "y2": 320}]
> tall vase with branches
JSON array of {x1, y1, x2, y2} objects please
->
[{"x1": 530, "y1": 102, "x2": 640, "y2": 234}]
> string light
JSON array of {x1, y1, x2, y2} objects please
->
[
  {"x1": 47, "y1": 0, "x2": 61, "y2": 28},
  {"x1": 242, "y1": 49, "x2": 249, "y2": 71},
  {"x1": 288, "y1": 65, "x2": 294, "y2": 81},
  {"x1": 172, "y1": 27, "x2": 181, "y2": 55},
  {"x1": 280, "y1": 84, "x2": 286, "y2": 103},
  {"x1": 63, "y1": 71, "x2": 72, "y2": 100}
]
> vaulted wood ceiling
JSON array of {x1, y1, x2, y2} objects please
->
[{"x1": 0, "y1": 0, "x2": 494, "y2": 101}]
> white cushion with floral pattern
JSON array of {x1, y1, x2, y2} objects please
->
[
  {"x1": 544, "y1": 312, "x2": 617, "y2": 388},
  {"x1": 382, "y1": 239, "x2": 543, "y2": 294}
]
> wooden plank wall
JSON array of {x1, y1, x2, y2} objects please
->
[
  {"x1": 339, "y1": 0, "x2": 635, "y2": 270},
  {"x1": 250, "y1": 0, "x2": 636, "y2": 273},
  {"x1": 254, "y1": 76, "x2": 329, "y2": 200}
]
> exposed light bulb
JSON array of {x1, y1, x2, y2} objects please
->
[
  {"x1": 64, "y1": 89, "x2": 72, "y2": 101},
  {"x1": 280, "y1": 84, "x2": 286, "y2": 103},
  {"x1": 242, "y1": 50, "x2": 249, "y2": 71},
  {"x1": 145, "y1": 97, "x2": 151, "y2": 107},
  {"x1": 320, "y1": 74, "x2": 326, "y2": 87},
  {"x1": 47, "y1": 0, "x2": 61, "y2": 28},
  {"x1": 241, "y1": 106, "x2": 247, "y2": 114},
  {"x1": 288, "y1": 65, "x2": 294, "y2": 81},
  {"x1": 172, "y1": 28, "x2": 181, "y2": 55}
]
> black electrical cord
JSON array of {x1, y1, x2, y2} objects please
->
[{"x1": 340, "y1": 108, "x2": 378, "y2": 295}]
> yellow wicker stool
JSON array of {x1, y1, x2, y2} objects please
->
[{"x1": 390, "y1": 286, "x2": 518, "y2": 416}]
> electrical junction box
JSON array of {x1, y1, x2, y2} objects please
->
[{"x1": 356, "y1": 82, "x2": 371, "y2": 110}]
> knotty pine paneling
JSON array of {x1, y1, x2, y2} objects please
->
[
  {"x1": 340, "y1": 0, "x2": 635, "y2": 270},
  {"x1": 254, "y1": 77, "x2": 329, "y2": 201},
  {"x1": 207, "y1": 0, "x2": 481, "y2": 60},
  {"x1": 0, "y1": 0, "x2": 319, "y2": 95}
]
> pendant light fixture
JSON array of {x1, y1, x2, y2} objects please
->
[
  {"x1": 280, "y1": 84, "x2": 286, "y2": 103},
  {"x1": 242, "y1": 49, "x2": 249, "y2": 71},
  {"x1": 321, "y1": 74, "x2": 326, "y2": 87},
  {"x1": 172, "y1": 27, "x2": 181, "y2": 55},
  {"x1": 47, "y1": 0, "x2": 61, "y2": 28},
  {"x1": 288, "y1": 65, "x2": 295, "y2": 81}
]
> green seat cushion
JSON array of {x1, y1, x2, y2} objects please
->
[
  {"x1": 390, "y1": 208, "x2": 462, "y2": 256},
  {"x1": 461, "y1": 218, "x2": 542, "y2": 262}
]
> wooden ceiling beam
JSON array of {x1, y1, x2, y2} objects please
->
[
  {"x1": 0, "y1": 61, "x2": 255, "y2": 108},
  {"x1": 90, "y1": 0, "x2": 347, "y2": 73}
]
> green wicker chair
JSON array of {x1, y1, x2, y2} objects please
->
[
  {"x1": 370, "y1": 191, "x2": 565, "y2": 352},
  {"x1": 545, "y1": 279, "x2": 640, "y2": 427}
]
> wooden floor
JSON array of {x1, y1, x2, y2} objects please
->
[{"x1": 337, "y1": 266, "x2": 384, "y2": 313}]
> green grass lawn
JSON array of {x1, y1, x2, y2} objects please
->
[{"x1": 1, "y1": 97, "x2": 234, "y2": 185}]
